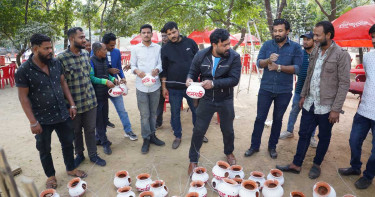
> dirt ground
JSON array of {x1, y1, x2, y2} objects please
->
[{"x1": 0, "y1": 72, "x2": 374, "y2": 197}]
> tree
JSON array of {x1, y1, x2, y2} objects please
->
[{"x1": 264, "y1": 0, "x2": 287, "y2": 37}]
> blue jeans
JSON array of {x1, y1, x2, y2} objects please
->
[
  {"x1": 349, "y1": 113, "x2": 375, "y2": 180},
  {"x1": 168, "y1": 88, "x2": 196, "y2": 138},
  {"x1": 136, "y1": 88, "x2": 160, "y2": 139},
  {"x1": 293, "y1": 105, "x2": 333, "y2": 166},
  {"x1": 250, "y1": 89, "x2": 292, "y2": 150},
  {"x1": 287, "y1": 93, "x2": 316, "y2": 137},
  {"x1": 109, "y1": 95, "x2": 133, "y2": 133}
]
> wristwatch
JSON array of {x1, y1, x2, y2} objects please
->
[
  {"x1": 211, "y1": 81, "x2": 214, "y2": 88},
  {"x1": 277, "y1": 65, "x2": 281, "y2": 72},
  {"x1": 70, "y1": 105, "x2": 77, "y2": 109}
]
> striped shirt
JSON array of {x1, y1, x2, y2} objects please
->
[
  {"x1": 295, "y1": 50, "x2": 310, "y2": 94},
  {"x1": 57, "y1": 47, "x2": 97, "y2": 113}
]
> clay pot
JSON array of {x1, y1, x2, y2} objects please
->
[
  {"x1": 248, "y1": 171, "x2": 266, "y2": 189},
  {"x1": 108, "y1": 86, "x2": 124, "y2": 97},
  {"x1": 39, "y1": 189, "x2": 60, "y2": 197},
  {"x1": 313, "y1": 182, "x2": 336, "y2": 197},
  {"x1": 191, "y1": 167, "x2": 209, "y2": 183},
  {"x1": 117, "y1": 186, "x2": 136, "y2": 197},
  {"x1": 135, "y1": 173, "x2": 152, "y2": 192},
  {"x1": 139, "y1": 191, "x2": 154, "y2": 197},
  {"x1": 67, "y1": 177, "x2": 87, "y2": 197},
  {"x1": 262, "y1": 179, "x2": 284, "y2": 197},
  {"x1": 142, "y1": 74, "x2": 157, "y2": 87},
  {"x1": 149, "y1": 180, "x2": 168, "y2": 197},
  {"x1": 114, "y1": 170, "x2": 132, "y2": 188},
  {"x1": 229, "y1": 165, "x2": 245, "y2": 179},
  {"x1": 217, "y1": 178, "x2": 239, "y2": 197},
  {"x1": 212, "y1": 161, "x2": 230, "y2": 180},
  {"x1": 267, "y1": 169, "x2": 284, "y2": 185},
  {"x1": 232, "y1": 178, "x2": 243, "y2": 192},
  {"x1": 119, "y1": 83, "x2": 128, "y2": 96},
  {"x1": 238, "y1": 180, "x2": 260, "y2": 197},
  {"x1": 290, "y1": 191, "x2": 305, "y2": 197},
  {"x1": 211, "y1": 177, "x2": 222, "y2": 192},
  {"x1": 186, "y1": 82, "x2": 205, "y2": 99},
  {"x1": 185, "y1": 192, "x2": 199, "y2": 197},
  {"x1": 188, "y1": 180, "x2": 207, "y2": 197}
]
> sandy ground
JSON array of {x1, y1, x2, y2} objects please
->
[{"x1": 0, "y1": 71, "x2": 374, "y2": 197}]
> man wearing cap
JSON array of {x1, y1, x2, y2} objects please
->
[{"x1": 279, "y1": 31, "x2": 318, "y2": 148}]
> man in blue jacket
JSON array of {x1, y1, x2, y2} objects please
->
[
  {"x1": 101, "y1": 33, "x2": 136, "y2": 141},
  {"x1": 186, "y1": 29, "x2": 242, "y2": 175}
]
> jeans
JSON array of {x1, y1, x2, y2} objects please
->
[
  {"x1": 250, "y1": 89, "x2": 292, "y2": 150},
  {"x1": 287, "y1": 93, "x2": 316, "y2": 137},
  {"x1": 36, "y1": 118, "x2": 75, "y2": 177},
  {"x1": 156, "y1": 91, "x2": 165, "y2": 127},
  {"x1": 136, "y1": 88, "x2": 160, "y2": 139},
  {"x1": 349, "y1": 113, "x2": 375, "y2": 180},
  {"x1": 95, "y1": 98, "x2": 110, "y2": 146},
  {"x1": 189, "y1": 98, "x2": 235, "y2": 163},
  {"x1": 109, "y1": 95, "x2": 133, "y2": 133},
  {"x1": 293, "y1": 105, "x2": 333, "y2": 167},
  {"x1": 168, "y1": 88, "x2": 196, "y2": 138},
  {"x1": 73, "y1": 107, "x2": 97, "y2": 157}
]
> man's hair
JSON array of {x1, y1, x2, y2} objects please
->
[
  {"x1": 92, "y1": 42, "x2": 103, "y2": 55},
  {"x1": 86, "y1": 38, "x2": 90, "y2": 42},
  {"x1": 210, "y1": 29, "x2": 230, "y2": 45},
  {"x1": 369, "y1": 24, "x2": 375, "y2": 35},
  {"x1": 67, "y1": 27, "x2": 83, "y2": 38},
  {"x1": 163, "y1": 21, "x2": 178, "y2": 32},
  {"x1": 140, "y1": 24, "x2": 153, "y2": 33},
  {"x1": 30, "y1": 33, "x2": 51, "y2": 47},
  {"x1": 273, "y1": 19, "x2": 291, "y2": 31},
  {"x1": 102, "y1": 33, "x2": 117, "y2": 44},
  {"x1": 160, "y1": 27, "x2": 166, "y2": 33},
  {"x1": 315, "y1": 21, "x2": 335, "y2": 39}
]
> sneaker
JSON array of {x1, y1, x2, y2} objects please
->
[
  {"x1": 355, "y1": 176, "x2": 373, "y2": 189},
  {"x1": 150, "y1": 133, "x2": 165, "y2": 146},
  {"x1": 310, "y1": 137, "x2": 318, "y2": 148},
  {"x1": 107, "y1": 121, "x2": 115, "y2": 128},
  {"x1": 96, "y1": 140, "x2": 112, "y2": 146},
  {"x1": 124, "y1": 131, "x2": 138, "y2": 141},
  {"x1": 103, "y1": 144, "x2": 112, "y2": 155},
  {"x1": 74, "y1": 154, "x2": 85, "y2": 168},
  {"x1": 142, "y1": 139, "x2": 150, "y2": 154},
  {"x1": 279, "y1": 131, "x2": 294, "y2": 139},
  {"x1": 89, "y1": 154, "x2": 106, "y2": 166}
]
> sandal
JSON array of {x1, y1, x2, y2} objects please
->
[
  {"x1": 67, "y1": 169, "x2": 88, "y2": 178},
  {"x1": 46, "y1": 176, "x2": 57, "y2": 189},
  {"x1": 276, "y1": 164, "x2": 301, "y2": 174}
]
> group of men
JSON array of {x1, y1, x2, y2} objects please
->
[{"x1": 15, "y1": 18, "x2": 375, "y2": 190}]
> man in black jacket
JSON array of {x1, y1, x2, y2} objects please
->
[
  {"x1": 161, "y1": 21, "x2": 204, "y2": 149},
  {"x1": 186, "y1": 29, "x2": 242, "y2": 175}
]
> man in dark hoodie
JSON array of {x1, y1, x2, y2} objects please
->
[{"x1": 161, "y1": 21, "x2": 207, "y2": 149}]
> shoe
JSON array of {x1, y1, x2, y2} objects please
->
[
  {"x1": 150, "y1": 134, "x2": 165, "y2": 146},
  {"x1": 310, "y1": 137, "x2": 318, "y2": 148},
  {"x1": 308, "y1": 165, "x2": 321, "y2": 179},
  {"x1": 141, "y1": 139, "x2": 150, "y2": 154},
  {"x1": 226, "y1": 154, "x2": 236, "y2": 166},
  {"x1": 244, "y1": 148, "x2": 259, "y2": 157},
  {"x1": 268, "y1": 148, "x2": 277, "y2": 159},
  {"x1": 124, "y1": 131, "x2": 138, "y2": 141},
  {"x1": 89, "y1": 154, "x2": 106, "y2": 166},
  {"x1": 203, "y1": 136, "x2": 208, "y2": 143},
  {"x1": 188, "y1": 162, "x2": 198, "y2": 176},
  {"x1": 96, "y1": 140, "x2": 112, "y2": 146},
  {"x1": 279, "y1": 131, "x2": 294, "y2": 139},
  {"x1": 338, "y1": 167, "x2": 361, "y2": 176},
  {"x1": 74, "y1": 154, "x2": 85, "y2": 168},
  {"x1": 355, "y1": 176, "x2": 373, "y2": 189},
  {"x1": 172, "y1": 138, "x2": 181, "y2": 149},
  {"x1": 103, "y1": 144, "x2": 112, "y2": 155},
  {"x1": 276, "y1": 164, "x2": 301, "y2": 174},
  {"x1": 107, "y1": 121, "x2": 115, "y2": 128}
]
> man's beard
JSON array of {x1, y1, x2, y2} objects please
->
[
  {"x1": 320, "y1": 38, "x2": 328, "y2": 47},
  {"x1": 74, "y1": 41, "x2": 86, "y2": 49},
  {"x1": 38, "y1": 53, "x2": 52, "y2": 65},
  {"x1": 304, "y1": 45, "x2": 313, "y2": 50},
  {"x1": 275, "y1": 35, "x2": 287, "y2": 43},
  {"x1": 217, "y1": 49, "x2": 230, "y2": 58}
]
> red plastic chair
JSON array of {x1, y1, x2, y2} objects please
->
[
  {"x1": 0, "y1": 56, "x2": 5, "y2": 66},
  {"x1": 355, "y1": 64, "x2": 363, "y2": 69},
  {"x1": 9, "y1": 62, "x2": 16, "y2": 84},
  {"x1": 0, "y1": 66, "x2": 14, "y2": 88},
  {"x1": 242, "y1": 54, "x2": 251, "y2": 74},
  {"x1": 355, "y1": 74, "x2": 366, "y2": 82}
]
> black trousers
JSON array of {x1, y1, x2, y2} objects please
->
[
  {"x1": 36, "y1": 118, "x2": 75, "y2": 177},
  {"x1": 189, "y1": 98, "x2": 235, "y2": 162}
]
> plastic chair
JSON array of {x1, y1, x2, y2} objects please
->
[
  {"x1": 355, "y1": 64, "x2": 363, "y2": 69},
  {"x1": 0, "y1": 66, "x2": 14, "y2": 88},
  {"x1": 8, "y1": 62, "x2": 16, "y2": 84},
  {"x1": 355, "y1": 74, "x2": 366, "y2": 82},
  {"x1": 0, "y1": 56, "x2": 5, "y2": 66},
  {"x1": 242, "y1": 54, "x2": 250, "y2": 74}
]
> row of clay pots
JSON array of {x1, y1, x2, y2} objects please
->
[{"x1": 39, "y1": 177, "x2": 87, "y2": 197}]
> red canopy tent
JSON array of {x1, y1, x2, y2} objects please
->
[
  {"x1": 332, "y1": 4, "x2": 375, "y2": 47},
  {"x1": 188, "y1": 29, "x2": 246, "y2": 46},
  {"x1": 130, "y1": 32, "x2": 161, "y2": 45},
  {"x1": 233, "y1": 33, "x2": 260, "y2": 46}
]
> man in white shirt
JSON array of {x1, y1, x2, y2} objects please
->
[
  {"x1": 338, "y1": 24, "x2": 375, "y2": 189},
  {"x1": 131, "y1": 24, "x2": 165, "y2": 154}
]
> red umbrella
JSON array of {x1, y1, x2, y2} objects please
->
[
  {"x1": 233, "y1": 33, "x2": 260, "y2": 46},
  {"x1": 332, "y1": 4, "x2": 375, "y2": 47},
  {"x1": 130, "y1": 32, "x2": 161, "y2": 45},
  {"x1": 188, "y1": 29, "x2": 242, "y2": 46}
]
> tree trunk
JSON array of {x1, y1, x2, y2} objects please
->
[
  {"x1": 63, "y1": 0, "x2": 72, "y2": 49},
  {"x1": 233, "y1": 27, "x2": 246, "y2": 51},
  {"x1": 276, "y1": 0, "x2": 287, "y2": 19},
  {"x1": 314, "y1": 0, "x2": 337, "y2": 21},
  {"x1": 264, "y1": 0, "x2": 273, "y2": 38},
  {"x1": 225, "y1": 0, "x2": 235, "y2": 31},
  {"x1": 100, "y1": 0, "x2": 108, "y2": 40},
  {"x1": 16, "y1": 0, "x2": 29, "y2": 66}
]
